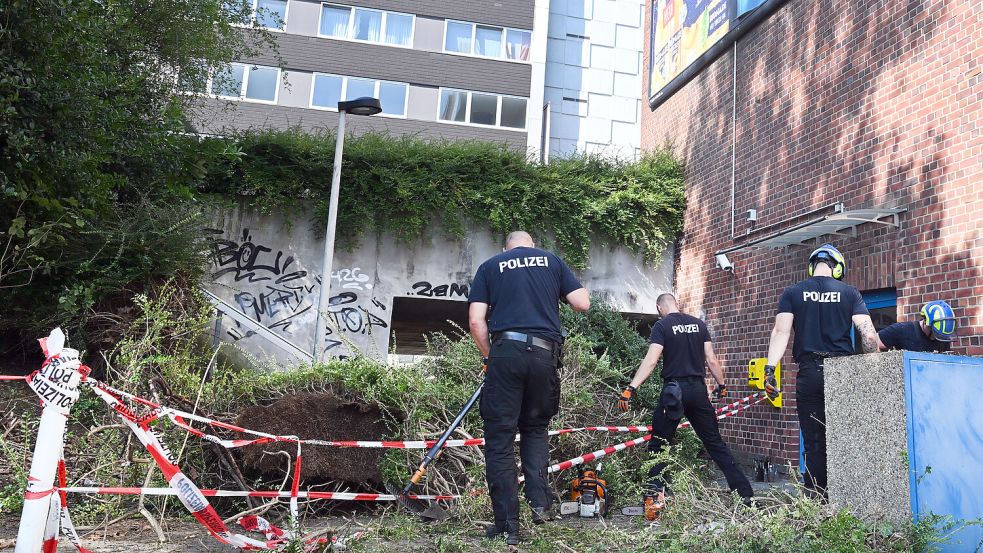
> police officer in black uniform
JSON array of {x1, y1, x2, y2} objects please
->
[
  {"x1": 468, "y1": 231, "x2": 589, "y2": 544},
  {"x1": 618, "y1": 293, "x2": 753, "y2": 520},
  {"x1": 878, "y1": 299, "x2": 956, "y2": 352},
  {"x1": 763, "y1": 244, "x2": 879, "y2": 497}
]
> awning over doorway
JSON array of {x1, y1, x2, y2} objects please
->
[{"x1": 717, "y1": 206, "x2": 907, "y2": 254}]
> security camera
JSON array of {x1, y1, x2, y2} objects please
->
[{"x1": 716, "y1": 253, "x2": 734, "y2": 272}]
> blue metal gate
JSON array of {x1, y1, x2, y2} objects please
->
[{"x1": 904, "y1": 351, "x2": 983, "y2": 552}]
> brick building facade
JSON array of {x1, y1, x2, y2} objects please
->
[{"x1": 642, "y1": 0, "x2": 982, "y2": 465}]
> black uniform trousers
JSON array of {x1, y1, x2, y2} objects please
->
[
  {"x1": 480, "y1": 337, "x2": 561, "y2": 530},
  {"x1": 796, "y1": 360, "x2": 827, "y2": 494},
  {"x1": 647, "y1": 377, "x2": 753, "y2": 499}
]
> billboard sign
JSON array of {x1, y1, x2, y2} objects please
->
[
  {"x1": 649, "y1": 0, "x2": 730, "y2": 98},
  {"x1": 648, "y1": 0, "x2": 789, "y2": 109}
]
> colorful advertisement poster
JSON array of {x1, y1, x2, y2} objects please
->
[
  {"x1": 737, "y1": 0, "x2": 767, "y2": 17},
  {"x1": 649, "y1": 0, "x2": 730, "y2": 97}
]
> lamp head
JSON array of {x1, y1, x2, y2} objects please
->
[{"x1": 338, "y1": 97, "x2": 382, "y2": 116}]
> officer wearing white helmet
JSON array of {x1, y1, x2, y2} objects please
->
[
  {"x1": 762, "y1": 244, "x2": 879, "y2": 497},
  {"x1": 879, "y1": 300, "x2": 957, "y2": 352}
]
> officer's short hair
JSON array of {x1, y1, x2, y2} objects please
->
[{"x1": 656, "y1": 293, "x2": 677, "y2": 309}]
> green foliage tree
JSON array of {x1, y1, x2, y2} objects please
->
[{"x1": 0, "y1": 0, "x2": 276, "y2": 340}]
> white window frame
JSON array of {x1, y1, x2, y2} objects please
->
[
  {"x1": 317, "y1": 3, "x2": 415, "y2": 48},
  {"x1": 209, "y1": 63, "x2": 281, "y2": 105},
  {"x1": 435, "y1": 87, "x2": 527, "y2": 131},
  {"x1": 253, "y1": 0, "x2": 289, "y2": 31},
  {"x1": 308, "y1": 72, "x2": 408, "y2": 119},
  {"x1": 229, "y1": 0, "x2": 289, "y2": 31},
  {"x1": 441, "y1": 20, "x2": 532, "y2": 64}
]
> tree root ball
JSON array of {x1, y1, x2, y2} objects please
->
[{"x1": 235, "y1": 393, "x2": 392, "y2": 485}]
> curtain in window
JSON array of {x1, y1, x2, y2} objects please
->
[
  {"x1": 353, "y1": 9, "x2": 381, "y2": 41},
  {"x1": 475, "y1": 26, "x2": 503, "y2": 57},
  {"x1": 445, "y1": 22, "x2": 472, "y2": 53},
  {"x1": 385, "y1": 13, "x2": 413, "y2": 46},
  {"x1": 439, "y1": 90, "x2": 467, "y2": 122},
  {"x1": 320, "y1": 5, "x2": 350, "y2": 37},
  {"x1": 505, "y1": 29, "x2": 531, "y2": 61}
]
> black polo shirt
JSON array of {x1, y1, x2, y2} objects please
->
[
  {"x1": 777, "y1": 276, "x2": 869, "y2": 362},
  {"x1": 649, "y1": 312, "x2": 710, "y2": 379},
  {"x1": 879, "y1": 321, "x2": 951, "y2": 353},
  {"x1": 468, "y1": 246, "x2": 582, "y2": 343}
]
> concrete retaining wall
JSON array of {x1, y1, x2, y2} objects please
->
[{"x1": 205, "y1": 200, "x2": 674, "y2": 366}]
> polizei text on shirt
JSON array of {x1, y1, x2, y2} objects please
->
[
  {"x1": 499, "y1": 256, "x2": 549, "y2": 273},
  {"x1": 803, "y1": 291, "x2": 842, "y2": 303},
  {"x1": 672, "y1": 324, "x2": 700, "y2": 334}
]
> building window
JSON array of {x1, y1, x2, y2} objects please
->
[
  {"x1": 225, "y1": 0, "x2": 287, "y2": 31},
  {"x1": 500, "y1": 96, "x2": 527, "y2": 128},
  {"x1": 438, "y1": 90, "x2": 468, "y2": 122},
  {"x1": 318, "y1": 3, "x2": 414, "y2": 47},
  {"x1": 209, "y1": 63, "x2": 280, "y2": 103},
  {"x1": 438, "y1": 88, "x2": 527, "y2": 130},
  {"x1": 311, "y1": 73, "x2": 408, "y2": 117},
  {"x1": 505, "y1": 29, "x2": 532, "y2": 61},
  {"x1": 443, "y1": 21, "x2": 531, "y2": 62}
]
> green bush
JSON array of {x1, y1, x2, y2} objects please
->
[{"x1": 195, "y1": 129, "x2": 686, "y2": 269}]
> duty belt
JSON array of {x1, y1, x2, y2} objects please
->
[
  {"x1": 493, "y1": 331, "x2": 562, "y2": 354},
  {"x1": 799, "y1": 351, "x2": 850, "y2": 367}
]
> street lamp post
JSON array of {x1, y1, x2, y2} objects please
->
[{"x1": 313, "y1": 97, "x2": 382, "y2": 362}]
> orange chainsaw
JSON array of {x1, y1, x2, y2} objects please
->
[{"x1": 559, "y1": 464, "x2": 610, "y2": 517}]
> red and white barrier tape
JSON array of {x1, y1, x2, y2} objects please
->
[
  {"x1": 90, "y1": 378, "x2": 762, "y2": 450},
  {"x1": 2, "y1": 375, "x2": 761, "y2": 450},
  {"x1": 540, "y1": 394, "x2": 767, "y2": 477},
  {"x1": 90, "y1": 384, "x2": 277, "y2": 550},
  {"x1": 4, "y1": 357, "x2": 765, "y2": 552},
  {"x1": 59, "y1": 487, "x2": 457, "y2": 502}
]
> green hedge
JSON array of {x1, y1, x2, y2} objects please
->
[{"x1": 195, "y1": 130, "x2": 686, "y2": 269}]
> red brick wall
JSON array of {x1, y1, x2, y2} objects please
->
[{"x1": 642, "y1": 0, "x2": 983, "y2": 464}]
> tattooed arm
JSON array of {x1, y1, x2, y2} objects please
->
[{"x1": 852, "y1": 314, "x2": 881, "y2": 353}]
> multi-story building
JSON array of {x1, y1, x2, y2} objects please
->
[
  {"x1": 544, "y1": 0, "x2": 645, "y2": 159},
  {"x1": 190, "y1": 0, "x2": 550, "y2": 152},
  {"x1": 189, "y1": 0, "x2": 649, "y2": 160}
]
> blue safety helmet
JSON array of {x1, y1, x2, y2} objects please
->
[
  {"x1": 921, "y1": 300, "x2": 956, "y2": 341},
  {"x1": 808, "y1": 243, "x2": 846, "y2": 280}
]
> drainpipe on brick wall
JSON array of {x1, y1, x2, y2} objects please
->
[{"x1": 730, "y1": 40, "x2": 738, "y2": 240}]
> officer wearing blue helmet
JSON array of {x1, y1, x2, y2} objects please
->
[
  {"x1": 878, "y1": 300, "x2": 956, "y2": 352},
  {"x1": 762, "y1": 244, "x2": 880, "y2": 497}
]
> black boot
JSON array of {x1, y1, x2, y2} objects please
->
[
  {"x1": 485, "y1": 521, "x2": 522, "y2": 545},
  {"x1": 531, "y1": 506, "x2": 557, "y2": 524}
]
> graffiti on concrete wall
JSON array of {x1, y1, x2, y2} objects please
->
[
  {"x1": 408, "y1": 280, "x2": 470, "y2": 299},
  {"x1": 322, "y1": 293, "x2": 389, "y2": 355},
  {"x1": 206, "y1": 228, "x2": 318, "y2": 343},
  {"x1": 331, "y1": 267, "x2": 373, "y2": 290},
  {"x1": 206, "y1": 228, "x2": 390, "y2": 358}
]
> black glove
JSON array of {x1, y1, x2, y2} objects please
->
[
  {"x1": 617, "y1": 386, "x2": 636, "y2": 412},
  {"x1": 712, "y1": 384, "x2": 727, "y2": 401},
  {"x1": 764, "y1": 365, "x2": 780, "y2": 398}
]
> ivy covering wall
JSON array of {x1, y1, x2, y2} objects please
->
[{"x1": 197, "y1": 130, "x2": 686, "y2": 269}]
